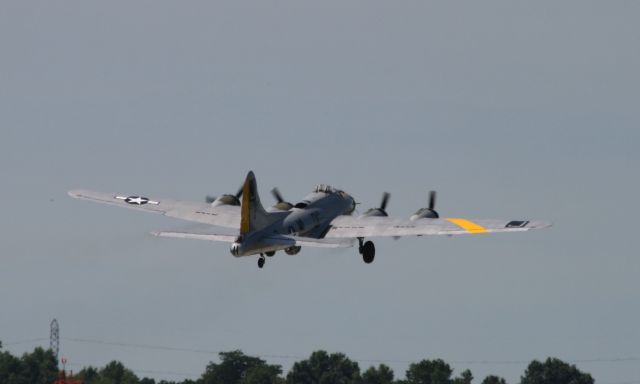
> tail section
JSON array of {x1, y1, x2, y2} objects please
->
[{"x1": 240, "y1": 171, "x2": 277, "y2": 234}]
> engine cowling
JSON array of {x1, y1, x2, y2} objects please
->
[
  {"x1": 410, "y1": 191, "x2": 439, "y2": 220},
  {"x1": 212, "y1": 194, "x2": 241, "y2": 207},
  {"x1": 284, "y1": 246, "x2": 301, "y2": 255},
  {"x1": 410, "y1": 208, "x2": 439, "y2": 220},
  {"x1": 270, "y1": 188, "x2": 294, "y2": 211},
  {"x1": 362, "y1": 192, "x2": 390, "y2": 217}
]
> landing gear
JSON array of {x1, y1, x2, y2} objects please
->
[
  {"x1": 258, "y1": 255, "x2": 265, "y2": 269},
  {"x1": 358, "y1": 238, "x2": 375, "y2": 264},
  {"x1": 265, "y1": 251, "x2": 275, "y2": 257}
]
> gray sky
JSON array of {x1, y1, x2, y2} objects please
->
[{"x1": 1, "y1": 1, "x2": 639, "y2": 383}]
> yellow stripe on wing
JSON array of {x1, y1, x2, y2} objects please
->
[{"x1": 447, "y1": 218, "x2": 488, "y2": 234}]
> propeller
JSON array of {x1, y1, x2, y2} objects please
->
[
  {"x1": 205, "y1": 184, "x2": 244, "y2": 205},
  {"x1": 363, "y1": 192, "x2": 390, "y2": 217},
  {"x1": 270, "y1": 187, "x2": 294, "y2": 210},
  {"x1": 429, "y1": 190, "x2": 436, "y2": 211},
  {"x1": 380, "y1": 192, "x2": 390, "y2": 212},
  {"x1": 410, "y1": 190, "x2": 439, "y2": 219},
  {"x1": 271, "y1": 187, "x2": 285, "y2": 204}
]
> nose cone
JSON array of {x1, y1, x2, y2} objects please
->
[{"x1": 345, "y1": 196, "x2": 356, "y2": 214}]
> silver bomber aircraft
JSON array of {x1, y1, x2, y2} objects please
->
[{"x1": 69, "y1": 171, "x2": 551, "y2": 268}]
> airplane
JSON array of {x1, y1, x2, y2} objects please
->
[{"x1": 68, "y1": 171, "x2": 551, "y2": 268}]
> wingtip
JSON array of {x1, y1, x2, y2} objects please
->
[
  {"x1": 530, "y1": 220, "x2": 553, "y2": 229},
  {"x1": 68, "y1": 189, "x2": 83, "y2": 198}
]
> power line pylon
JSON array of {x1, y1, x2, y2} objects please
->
[{"x1": 50, "y1": 319, "x2": 59, "y2": 358}]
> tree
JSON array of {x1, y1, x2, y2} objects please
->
[
  {"x1": 0, "y1": 347, "x2": 22, "y2": 384},
  {"x1": 452, "y1": 369, "x2": 473, "y2": 384},
  {"x1": 19, "y1": 347, "x2": 58, "y2": 384},
  {"x1": 241, "y1": 364, "x2": 285, "y2": 384},
  {"x1": 99, "y1": 360, "x2": 139, "y2": 384},
  {"x1": 286, "y1": 350, "x2": 361, "y2": 384},
  {"x1": 404, "y1": 359, "x2": 453, "y2": 384},
  {"x1": 481, "y1": 375, "x2": 507, "y2": 384},
  {"x1": 77, "y1": 366, "x2": 101, "y2": 384},
  {"x1": 521, "y1": 358, "x2": 593, "y2": 384},
  {"x1": 201, "y1": 350, "x2": 283, "y2": 384},
  {"x1": 362, "y1": 364, "x2": 394, "y2": 384},
  {"x1": 0, "y1": 346, "x2": 57, "y2": 384}
]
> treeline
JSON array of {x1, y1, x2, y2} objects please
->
[{"x1": 0, "y1": 341, "x2": 594, "y2": 384}]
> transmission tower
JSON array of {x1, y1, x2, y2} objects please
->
[{"x1": 50, "y1": 319, "x2": 59, "y2": 358}]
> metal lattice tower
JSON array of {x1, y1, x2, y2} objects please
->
[{"x1": 50, "y1": 319, "x2": 59, "y2": 358}]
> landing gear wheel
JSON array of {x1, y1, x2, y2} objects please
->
[
  {"x1": 362, "y1": 241, "x2": 375, "y2": 264},
  {"x1": 265, "y1": 251, "x2": 275, "y2": 257},
  {"x1": 258, "y1": 256, "x2": 265, "y2": 269}
]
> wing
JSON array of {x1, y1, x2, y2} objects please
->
[
  {"x1": 69, "y1": 190, "x2": 240, "y2": 229},
  {"x1": 325, "y1": 216, "x2": 551, "y2": 238}
]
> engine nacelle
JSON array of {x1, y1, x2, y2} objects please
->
[
  {"x1": 212, "y1": 194, "x2": 241, "y2": 207},
  {"x1": 272, "y1": 201, "x2": 294, "y2": 211},
  {"x1": 410, "y1": 208, "x2": 439, "y2": 220},
  {"x1": 284, "y1": 246, "x2": 301, "y2": 255},
  {"x1": 362, "y1": 208, "x2": 388, "y2": 217},
  {"x1": 410, "y1": 191, "x2": 439, "y2": 220}
]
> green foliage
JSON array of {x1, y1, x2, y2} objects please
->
[
  {"x1": 98, "y1": 360, "x2": 140, "y2": 384},
  {"x1": 362, "y1": 364, "x2": 394, "y2": 384},
  {"x1": 521, "y1": 358, "x2": 594, "y2": 384},
  {"x1": 0, "y1": 346, "x2": 58, "y2": 384},
  {"x1": 0, "y1": 348, "x2": 22, "y2": 384},
  {"x1": 286, "y1": 350, "x2": 360, "y2": 384},
  {"x1": 201, "y1": 350, "x2": 282, "y2": 384},
  {"x1": 77, "y1": 366, "x2": 101, "y2": 384},
  {"x1": 240, "y1": 364, "x2": 285, "y2": 384},
  {"x1": 404, "y1": 359, "x2": 453, "y2": 384},
  {"x1": 452, "y1": 369, "x2": 473, "y2": 384},
  {"x1": 0, "y1": 343, "x2": 603, "y2": 384},
  {"x1": 481, "y1": 375, "x2": 507, "y2": 384}
]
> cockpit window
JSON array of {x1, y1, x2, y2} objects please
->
[
  {"x1": 294, "y1": 202, "x2": 308, "y2": 209},
  {"x1": 314, "y1": 184, "x2": 336, "y2": 194}
]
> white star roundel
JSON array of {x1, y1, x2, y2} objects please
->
[{"x1": 115, "y1": 195, "x2": 159, "y2": 205}]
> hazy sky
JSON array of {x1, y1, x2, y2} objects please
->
[{"x1": 1, "y1": 1, "x2": 639, "y2": 383}]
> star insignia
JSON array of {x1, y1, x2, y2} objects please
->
[{"x1": 116, "y1": 195, "x2": 159, "y2": 205}]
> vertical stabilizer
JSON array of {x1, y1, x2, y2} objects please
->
[{"x1": 240, "y1": 171, "x2": 273, "y2": 234}]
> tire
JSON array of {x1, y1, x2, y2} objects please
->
[{"x1": 362, "y1": 241, "x2": 375, "y2": 264}]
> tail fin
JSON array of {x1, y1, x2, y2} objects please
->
[{"x1": 240, "y1": 171, "x2": 276, "y2": 234}]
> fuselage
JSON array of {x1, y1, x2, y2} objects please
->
[{"x1": 229, "y1": 185, "x2": 355, "y2": 256}]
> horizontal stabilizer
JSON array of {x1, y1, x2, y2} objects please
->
[{"x1": 152, "y1": 231, "x2": 237, "y2": 242}]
